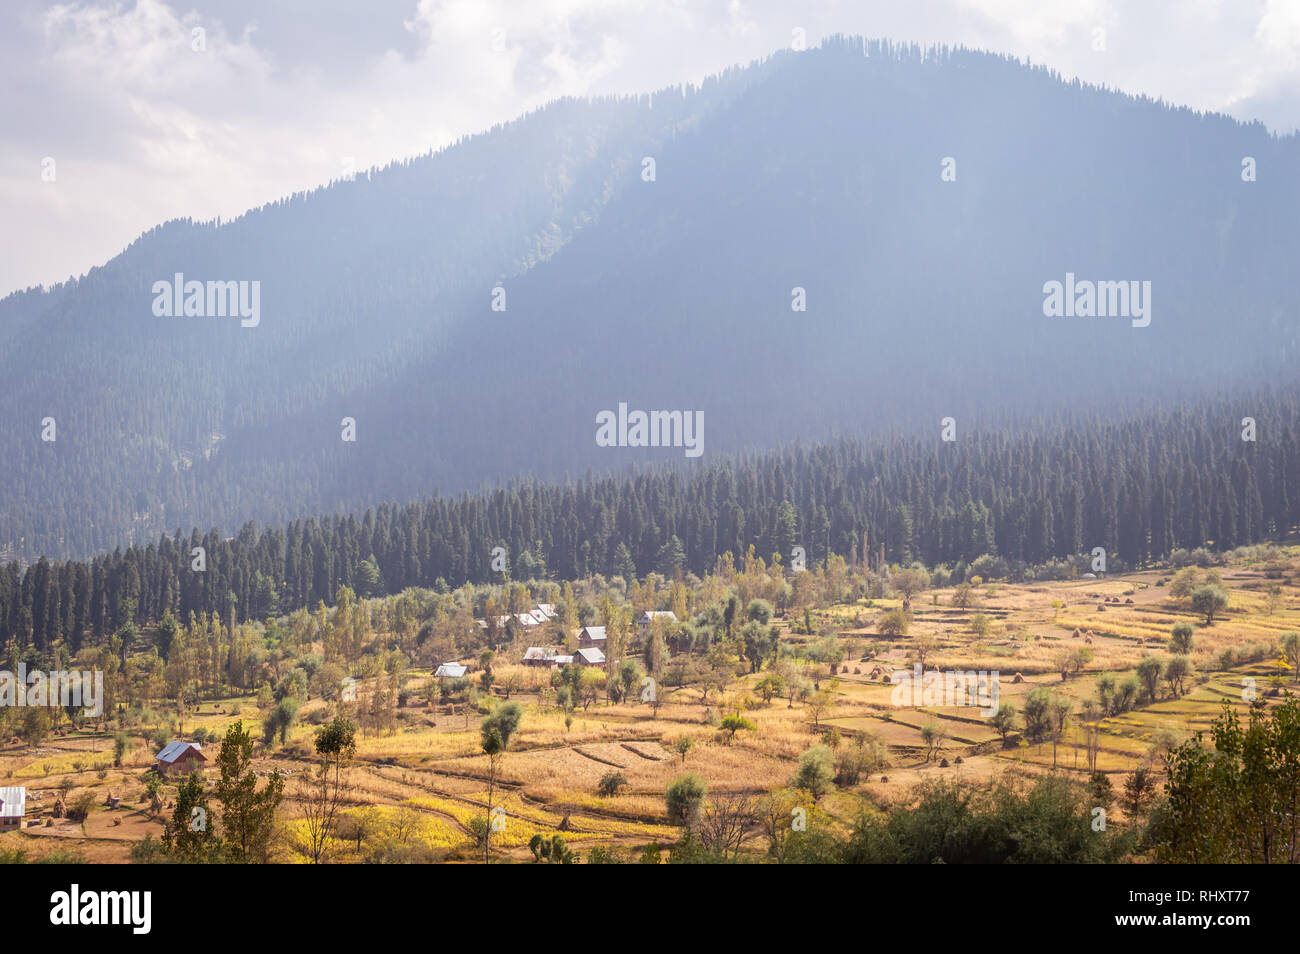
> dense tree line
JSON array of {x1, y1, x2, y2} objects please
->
[{"x1": 1, "y1": 390, "x2": 1294, "y2": 653}]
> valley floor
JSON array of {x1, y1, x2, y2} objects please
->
[{"x1": 3, "y1": 552, "x2": 1296, "y2": 862}]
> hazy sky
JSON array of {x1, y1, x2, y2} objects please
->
[{"x1": 3, "y1": 0, "x2": 1299, "y2": 297}]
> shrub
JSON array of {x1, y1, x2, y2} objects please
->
[
  {"x1": 597, "y1": 771, "x2": 628, "y2": 798},
  {"x1": 877, "y1": 609, "x2": 911, "y2": 636},
  {"x1": 66, "y1": 790, "x2": 97, "y2": 822},
  {"x1": 719, "y1": 714, "x2": 755, "y2": 742},
  {"x1": 841, "y1": 775, "x2": 1132, "y2": 863},
  {"x1": 792, "y1": 745, "x2": 835, "y2": 798},
  {"x1": 587, "y1": 845, "x2": 626, "y2": 864},
  {"x1": 665, "y1": 774, "x2": 707, "y2": 826},
  {"x1": 834, "y1": 736, "x2": 889, "y2": 786}
]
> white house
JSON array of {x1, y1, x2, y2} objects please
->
[
  {"x1": 0, "y1": 787, "x2": 26, "y2": 831},
  {"x1": 435, "y1": 663, "x2": 468, "y2": 679}
]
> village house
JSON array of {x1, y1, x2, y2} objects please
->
[
  {"x1": 637, "y1": 611, "x2": 677, "y2": 638},
  {"x1": 0, "y1": 786, "x2": 25, "y2": 831},
  {"x1": 434, "y1": 662, "x2": 468, "y2": 679},
  {"x1": 534, "y1": 604, "x2": 558, "y2": 620},
  {"x1": 522, "y1": 646, "x2": 561, "y2": 667},
  {"x1": 574, "y1": 647, "x2": 606, "y2": 666},
  {"x1": 577, "y1": 625, "x2": 606, "y2": 649},
  {"x1": 153, "y1": 741, "x2": 207, "y2": 777}
]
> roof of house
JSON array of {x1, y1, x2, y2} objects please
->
[
  {"x1": 554, "y1": 655, "x2": 574, "y2": 665},
  {"x1": 575, "y1": 647, "x2": 606, "y2": 664},
  {"x1": 517, "y1": 612, "x2": 541, "y2": 626},
  {"x1": 155, "y1": 741, "x2": 205, "y2": 764},
  {"x1": 522, "y1": 647, "x2": 558, "y2": 661},
  {"x1": 0, "y1": 786, "x2": 26, "y2": 819},
  {"x1": 579, "y1": 625, "x2": 607, "y2": 641},
  {"x1": 435, "y1": 663, "x2": 468, "y2": 678},
  {"x1": 535, "y1": 604, "x2": 557, "y2": 618},
  {"x1": 640, "y1": 611, "x2": 678, "y2": 622}
]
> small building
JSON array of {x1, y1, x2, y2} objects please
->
[
  {"x1": 574, "y1": 647, "x2": 606, "y2": 666},
  {"x1": 516, "y1": 612, "x2": 542, "y2": 627},
  {"x1": 522, "y1": 647, "x2": 562, "y2": 667},
  {"x1": 435, "y1": 663, "x2": 468, "y2": 679},
  {"x1": 554, "y1": 655, "x2": 574, "y2": 666},
  {"x1": 577, "y1": 626, "x2": 607, "y2": 649},
  {"x1": 154, "y1": 741, "x2": 207, "y2": 777},
  {"x1": 534, "y1": 604, "x2": 558, "y2": 620},
  {"x1": 637, "y1": 611, "x2": 678, "y2": 638},
  {"x1": 0, "y1": 787, "x2": 26, "y2": 831}
]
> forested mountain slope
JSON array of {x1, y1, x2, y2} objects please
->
[
  {"x1": 2, "y1": 37, "x2": 1296, "y2": 562},
  {"x1": 3, "y1": 389, "x2": 1294, "y2": 653}
]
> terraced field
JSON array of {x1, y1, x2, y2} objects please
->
[{"x1": 2, "y1": 550, "x2": 1296, "y2": 862}]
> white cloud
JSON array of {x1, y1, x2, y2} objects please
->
[{"x1": 1256, "y1": 0, "x2": 1300, "y2": 55}]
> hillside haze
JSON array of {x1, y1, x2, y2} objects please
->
[{"x1": 3, "y1": 36, "x2": 1296, "y2": 562}]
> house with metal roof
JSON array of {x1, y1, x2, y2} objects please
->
[
  {"x1": 637, "y1": 611, "x2": 678, "y2": 637},
  {"x1": 574, "y1": 647, "x2": 606, "y2": 666},
  {"x1": 153, "y1": 741, "x2": 206, "y2": 777},
  {"x1": 434, "y1": 662, "x2": 468, "y2": 679},
  {"x1": 577, "y1": 626, "x2": 606, "y2": 649},
  {"x1": 522, "y1": 647, "x2": 564, "y2": 667},
  {"x1": 0, "y1": 786, "x2": 26, "y2": 831}
]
